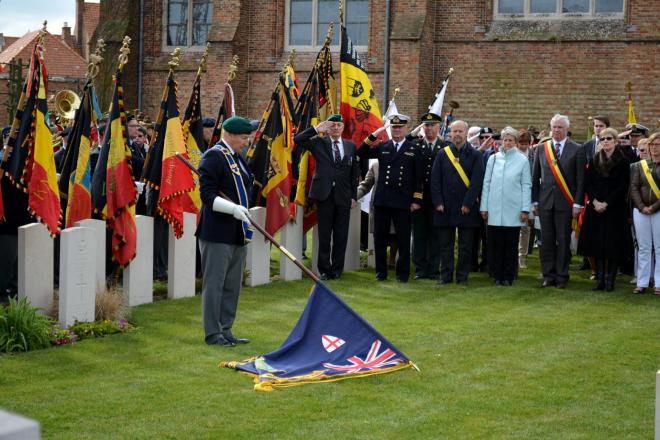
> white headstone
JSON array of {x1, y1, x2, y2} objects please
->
[
  {"x1": 0, "y1": 410, "x2": 40, "y2": 440},
  {"x1": 59, "y1": 227, "x2": 96, "y2": 327},
  {"x1": 367, "y1": 231, "x2": 375, "y2": 268},
  {"x1": 311, "y1": 225, "x2": 319, "y2": 274},
  {"x1": 656, "y1": 370, "x2": 660, "y2": 440},
  {"x1": 17, "y1": 223, "x2": 53, "y2": 314},
  {"x1": 343, "y1": 205, "x2": 361, "y2": 272},
  {"x1": 245, "y1": 207, "x2": 270, "y2": 286},
  {"x1": 124, "y1": 215, "x2": 153, "y2": 306},
  {"x1": 167, "y1": 212, "x2": 196, "y2": 299},
  {"x1": 280, "y1": 209, "x2": 303, "y2": 280},
  {"x1": 74, "y1": 219, "x2": 106, "y2": 294}
]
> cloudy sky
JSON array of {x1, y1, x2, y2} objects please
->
[{"x1": 0, "y1": 0, "x2": 99, "y2": 37}]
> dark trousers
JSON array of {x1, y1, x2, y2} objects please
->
[
  {"x1": 153, "y1": 215, "x2": 169, "y2": 279},
  {"x1": 471, "y1": 218, "x2": 488, "y2": 271},
  {"x1": 374, "y1": 206, "x2": 411, "y2": 281},
  {"x1": 439, "y1": 226, "x2": 475, "y2": 282},
  {"x1": 539, "y1": 209, "x2": 573, "y2": 283},
  {"x1": 412, "y1": 207, "x2": 441, "y2": 278},
  {"x1": 0, "y1": 235, "x2": 18, "y2": 295},
  {"x1": 487, "y1": 226, "x2": 521, "y2": 283},
  {"x1": 316, "y1": 192, "x2": 351, "y2": 277}
]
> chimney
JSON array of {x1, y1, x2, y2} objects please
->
[
  {"x1": 0, "y1": 33, "x2": 5, "y2": 52},
  {"x1": 75, "y1": 0, "x2": 86, "y2": 58},
  {"x1": 61, "y1": 22, "x2": 74, "y2": 47}
]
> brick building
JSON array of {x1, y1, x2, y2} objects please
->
[{"x1": 97, "y1": 0, "x2": 658, "y2": 137}]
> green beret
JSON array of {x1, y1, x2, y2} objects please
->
[
  {"x1": 327, "y1": 114, "x2": 343, "y2": 123},
  {"x1": 222, "y1": 116, "x2": 253, "y2": 134}
]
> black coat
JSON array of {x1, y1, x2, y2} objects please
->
[
  {"x1": 577, "y1": 149, "x2": 630, "y2": 258},
  {"x1": 195, "y1": 142, "x2": 254, "y2": 245},
  {"x1": 0, "y1": 176, "x2": 34, "y2": 235},
  {"x1": 406, "y1": 134, "x2": 444, "y2": 206},
  {"x1": 430, "y1": 143, "x2": 484, "y2": 228},
  {"x1": 357, "y1": 138, "x2": 421, "y2": 209},
  {"x1": 293, "y1": 127, "x2": 359, "y2": 206}
]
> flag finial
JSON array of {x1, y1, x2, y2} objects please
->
[
  {"x1": 324, "y1": 22, "x2": 334, "y2": 47},
  {"x1": 197, "y1": 42, "x2": 210, "y2": 75},
  {"x1": 87, "y1": 39, "x2": 106, "y2": 79},
  {"x1": 118, "y1": 36, "x2": 131, "y2": 70},
  {"x1": 168, "y1": 47, "x2": 182, "y2": 73},
  {"x1": 38, "y1": 21, "x2": 47, "y2": 44},
  {"x1": 227, "y1": 55, "x2": 239, "y2": 82}
]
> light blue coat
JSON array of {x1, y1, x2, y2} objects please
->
[{"x1": 480, "y1": 147, "x2": 532, "y2": 227}]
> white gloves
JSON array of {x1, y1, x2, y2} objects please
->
[{"x1": 212, "y1": 196, "x2": 251, "y2": 223}]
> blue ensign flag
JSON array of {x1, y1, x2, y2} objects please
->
[{"x1": 220, "y1": 282, "x2": 414, "y2": 391}]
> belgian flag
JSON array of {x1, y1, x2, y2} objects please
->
[
  {"x1": 248, "y1": 77, "x2": 296, "y2": 235},
  {"x1": 1, "y1": 36, "x2": 60, "y2": 236},
  {"x1": 208, "y1": 83, "x2": 235, "y2": 148},
  {"x1": 142, "y1": 73, "x2": 197, "y2": 238},
  {"x1": 59, "y1": 80, "x2": 95, "y2": 228},
  {"x1": 293, "y1": 42, "x2": 336, "y2": 233},
  {"x1": 91, "y1": 69, "x2": 137, "y2": 267},
  {"x1": 340, "y1": 25, "x2": 384, "y2": 146},
  {"x1": 181, "y1": 71, "x2": 205, "y2": 212}
]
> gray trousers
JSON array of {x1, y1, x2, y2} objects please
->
[
  {"x1": 199, "y1": 239, "x2": 247, "y2": 342},
  {"x1": 539, "y1": 209, "x2": 573, "y2": 283}
]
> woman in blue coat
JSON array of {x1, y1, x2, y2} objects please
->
[{"x1": 480, "y1": 126, "x2": 532, "y2": 286}]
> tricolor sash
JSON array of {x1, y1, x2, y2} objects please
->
[
  {"x1": 640, "y1": 160, "x2": 660, "y2": 199},
  {"x1": 219, "y1": 144, "x2": 253, "y2": 242},
  {"x1": 444, "y1": 146, "x2": 470, "y2": 187},
  {"x1": 543, "y1": 141, "x2": 574, "y2": 204}
]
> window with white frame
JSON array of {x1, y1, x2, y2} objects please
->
[
  {"x1": 165, "y1": 0, "x2": 213, "y2": 47},
  {"x1": 287, "y1": 0, "x2": 369, "y2": 49},
  {"x1": 495, "y1": 0, "x2": 624, "y2": 17}
]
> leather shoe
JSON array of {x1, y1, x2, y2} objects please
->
[
  {"x1": 414, "y1": 273, "x2": 426, "y2": 280},
  {"x1": 396, "y1": 277, "x2": 408, "y2": 283},
  {"x1": 437, "y1": 279, "x2": 452, "y2": 285},
  {"x1": 556, "y1": 282, "x2": 566, "y2": 289},
  {"x1": 376, "y1": 274, "x2": 387, "y2": 281},
  {"x1": 223, "y1": 331, "x2": 250, "y2": 344},
  {"x1": 206, "y1": 335, "x2": 236, "y2": 347},
  {"x1": 540, "y1": 279, "x2": 556, "y2": 288},
  {"x1": 319, "y1": 273, "x2": 330, "y2": 281}
]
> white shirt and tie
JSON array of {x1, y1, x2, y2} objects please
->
[{"x1": 331, "y1": 138, "x2": 344, "y2": 162}]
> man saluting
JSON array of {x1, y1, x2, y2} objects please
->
[{"x1": 196, "y1": 116, "x2": 254, "y2": 347}]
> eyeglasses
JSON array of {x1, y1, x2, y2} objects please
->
[{"x1": 601, "y1": 137, "x2": 614, "y2": 141}]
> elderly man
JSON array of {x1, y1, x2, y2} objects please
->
[
  {"x1": 197, "y1": 116, "x2": 254, "y2": 346},
  {"x1": 293, "y1": 114, "x2": 359, "y2": 280},
  {"x1": 532, "y1": 114, "x2": 585, "y2": 289},
  {"x1": 431, "y1": 120, "x2": 485, "y2": 285}
]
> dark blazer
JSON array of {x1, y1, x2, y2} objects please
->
[
  {"x1": 357, "y1": 137, "x2": 421, "y2": 209},
  {"x1": 293, "y1": 127, "x2": 359, "y2": 206},
  {"x1": 406, "y1": 134, "x2": 445, "y2": 206},
  {"x1": 430, "y1": 142, "x2": 484, "y2": 228},
  {"x1": 532, "y1": 139, "x2": 585, "y2": 211},
  {"x1": 54, "y1": 146, "x2": 67, "y2": 174},
  {"x1": 195, "y1": 141, "x2": 254, "y2": 245},
  {"x1": 583, "y1": 139, "x2": 597, "y2": 163}
]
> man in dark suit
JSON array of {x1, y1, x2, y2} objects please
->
[
  {"x1": 430, "y1": 120, "x2": 485, "y2": 285},
  {"x1": 196, "y1": 116, "x2": 254, "y2": 347},
  {"x1": 53, "y1": 127, "x2": 71, "y2": 174},
  {"x1": 583, "y1": 115, "x2": 610, "y2": 163},
  {"x1": 406, "y1": 112, "x2": 445, "y2": 279},
  {"x1": 532, "y1": 114, "x2": 585, "y2": 289},
  {"x1": 293, "y1": 114, "x2": 359, "y2": 280},
  {"x1": 358, "y1": 113, "x2": 422, "y2": 283}
]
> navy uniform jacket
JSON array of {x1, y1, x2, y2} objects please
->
[
  {"x1": 196, "y1": 141, "x2": 254, "y2": 245},
  {"x1": 293, "y1": 127, "x2": 359, "y2": 206},
  {"x1": 406, "y1": 134, "x2": 445, "y2": 206},
  {"x1": 357, "y1": 137, "x2": 422, "y2": 209},
  {"x1": 430, "y1": 142, "x2": 485, "y2": 228}
]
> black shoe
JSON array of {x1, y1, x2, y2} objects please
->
[
  {"x1": 556, "y1": 282, "x2": 567, "y2": 289},
  {"x1": 376, "y1": 273, "x2": 387, "y2": 281},
  {"x1": 456, "y1": 280, "x2": 468, "y2": 285},
  {"x1": 502, "y1": 280, "x2": 512, "y2": 286},
  {"x1": 223, "y1": 331, "x2": 250, "y2": 344},
  {"x1": 396, "y1": 277, "x2": 408, "y2": 283},
  {"x1": 437, "y1": 279, "x2": 452, "y2": 285},
  {"x1": 414, "y1": 274, "x2": 426, "y2": 280},
  {"x1": 319, "y1": 273, "x2": 330, "y2": 281},
  {"x1": 206, "y1": 335, "x2": 236, "y2": 347},
  {"x1": 540, "y1": 279, "x2": 556, "y2": 288},
  {"x1": 592, "y1": 282, "x2": 605, "y2": 291}
]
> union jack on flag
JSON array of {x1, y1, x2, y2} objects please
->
[{"x1": 323, "y1": 340, "x2": 405, "y2": 374}]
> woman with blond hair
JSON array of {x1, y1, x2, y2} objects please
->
[
  {"x1": 480, "y1": 126, "x2": 532, "y2": 286},
  {"x1": 630, "y1": 132, "x2": 660, "y2": 295},
  {"x1": 577, "y1": 127, "x2": 630, "y2": 291}
]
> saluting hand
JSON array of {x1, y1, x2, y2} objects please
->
[
  {"x1": 410, "y1": 123, "x2": 425, "y2": 138},
  {"x1": 373, "y1": 126, "x2": 387, "y2": 137}
]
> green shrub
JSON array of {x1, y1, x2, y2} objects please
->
[
  {"x1": 0, "y1": 297, "x2": 53, "y2": 353},
  {"x1": 69, "y1": 319, "x2": 132, "y2": 340}
]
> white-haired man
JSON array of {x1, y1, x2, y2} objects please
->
[{"x1": 532, "y1": 114, "x2": 585, "y2": 289}]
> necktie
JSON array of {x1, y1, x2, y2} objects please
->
[
  {"x1": 333, "y1": 140, "x2": 341, "y2": 163},
  {"x1": 395, "y1": 142, "x2": 400, "y2": 151},
  {"x1": 554, "y1": 142, "x2": 561, "y2": 159}
]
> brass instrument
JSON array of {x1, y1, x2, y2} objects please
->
[{"x1": 54, "y1": 89, "x2": 81, "y2": 121}]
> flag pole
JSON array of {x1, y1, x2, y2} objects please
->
[{"x1": 174, "y1": 152, "x2": 321, "y2": 282}]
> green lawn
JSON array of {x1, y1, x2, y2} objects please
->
[{"x1": 1, "y1": 254, "x2": 658, "y2": 439}]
